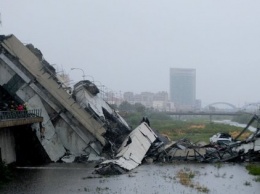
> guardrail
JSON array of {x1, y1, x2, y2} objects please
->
[{"x1": 0, "y1": 109, "x2": 42, "y2": 120}]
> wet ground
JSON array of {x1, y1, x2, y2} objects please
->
[{"x1": 1, "y1": 162, "x2": 259, "y2": 194}]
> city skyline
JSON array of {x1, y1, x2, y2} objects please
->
[
  {"x1": 1, "y1": 0, "x2": 260, "y2": 106},
  {"x1": 57, "y1": 68, "x2": 258, "y2": 109}
]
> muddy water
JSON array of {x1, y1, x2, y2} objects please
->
[{"x1": 1, "y1": 163, "x2": 259, "y2": 194}]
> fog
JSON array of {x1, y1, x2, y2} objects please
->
[{"x1": 0, "y1": 0, "x2": 259, "y2": 106}]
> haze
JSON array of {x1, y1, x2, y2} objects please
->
[{"x1": 0, "y1": 0, "x2": 259, "y2": 107}]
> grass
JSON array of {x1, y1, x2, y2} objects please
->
[
  {"x1": 214, "y1": 163, "x2": 223, "y2": 169},
  {"x1": 246, "y1": 164, "x2": 260, "y2": 175},
  {"x1": 176, "y1": 169, "x2": 209, "y2": 193},
  {"x1": 96, "y1": 187, "x2": 109, "y2": 193},
  {"x1": 245, "y1": 163, "x2": 260, "y2": 182},
  {"x1": 154, "y1": 121, "x2": 249, "y2": 143},
  {"x1": 123, "y1": 112, "x2": 251, "y2": 143},
  {"x1": 177, "y1": 170, "x2": 195, "y2": 185}
]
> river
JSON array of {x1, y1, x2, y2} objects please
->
[
  {"x1": 1, "y1": 162, "x2": 259, "y2": 194},
  {"x1": 213, "y1": 120, "x2": 257, "y2": 132}
]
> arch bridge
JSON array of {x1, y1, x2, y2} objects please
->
[{"x1": 204, "y1": 102, "x2": 237, "y2": 110}]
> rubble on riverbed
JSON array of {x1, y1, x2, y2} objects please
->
[{"x1": 95, "y1": 114, "x2": 260, "y2": 175}]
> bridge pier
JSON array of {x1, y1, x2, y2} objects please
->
[{"x1": 0, "y1": 128, "x2": 16, "y2": 164}]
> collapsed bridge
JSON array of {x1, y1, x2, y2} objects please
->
[
  {"x1": 0, "y1": 34, "x2": 131, "y2": 164},
  {"x1": 0, "y1": 34, "x2": 259, "y2": 175}
]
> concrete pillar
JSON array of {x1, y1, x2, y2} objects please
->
[{"x1": 0, "y1": 128, "x2": 16, "y2": 164}]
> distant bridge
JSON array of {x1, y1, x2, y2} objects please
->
[
  {"x1": 204, "y1": 102, "x2": 237, "y2": 110},
  {"x1": 204, "y1": 102, "x2": 260, "y2": 113}
]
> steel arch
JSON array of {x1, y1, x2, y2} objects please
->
[{"x1": 204, "y1": 102, "x2": 237, "y2": 110}]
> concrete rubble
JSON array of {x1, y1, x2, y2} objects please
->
[
  {"x1": 95, "y1": 122, "x2": 158, "y2": 175},
  {"x1": 95, "y1": 114, "x2": 260, "y2": 175},
  {"x1": 0, "y1": 34, "x2": 259, "y2": 174}
]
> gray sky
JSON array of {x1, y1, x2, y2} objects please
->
[{"x1": 1, "y1": 0, "x2": 260, "y2": 107}]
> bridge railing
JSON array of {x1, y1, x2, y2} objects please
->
[{"x1": 0, "y1": 109, "x2": 42, "y2": 120}]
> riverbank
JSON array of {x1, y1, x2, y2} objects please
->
[
  {"x1": 124, "y1": 112, "x2": 254, "y2": 143},
  {"x1": 154, "y1": 121, "x2": 251, "y2": 143}
]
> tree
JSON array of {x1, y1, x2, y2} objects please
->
[
  {"x1": 118, "y1": 101, "x2": 133, "y2": 112},
  {"x1": 134, "y1": 103, "x2": 146, "y2": 113}
]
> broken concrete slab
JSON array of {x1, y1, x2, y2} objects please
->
[{"x1": 95, "y1": 122, "x2": 157, "y2": 174}]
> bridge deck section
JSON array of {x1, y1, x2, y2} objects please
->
[{"x1": 0, "y1": 35, "x2": 106, "y2": 145}]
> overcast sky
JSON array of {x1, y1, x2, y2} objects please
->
[{"x1": 1, "y1": 0, "x2": 260, "y2": 107}]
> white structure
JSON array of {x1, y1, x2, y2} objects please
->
[{"x1": 96, "y1": 122, "x2": 157, "y2": 173}]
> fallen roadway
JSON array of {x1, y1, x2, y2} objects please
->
[{"x1": 95, "y1": 114, "x2": 260, "y2": 175}]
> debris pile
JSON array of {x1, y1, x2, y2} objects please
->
[
  {"x1": 72, "y1": 80, "x2": 132, "y2": 158},
  {"x1": 95, "y1": 114, "x2": 260, "y2": 175}
]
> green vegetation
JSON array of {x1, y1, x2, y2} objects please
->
[
  {"x1": 214, "y1": 163, "x2": 223, "y2": 169},
  {"x1": 119, "y1": 107, "x2": 248, "y2": 143},
  {"x1": 177, "y1": 169, "x2": 209, "y2": 193},
  {"x1": 246, "y1": 164, "x2": 260, "y2": 176}
]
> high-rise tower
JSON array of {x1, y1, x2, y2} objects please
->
[{"x1": 170, "y1": 68, "x2": 196, "y2": 110}]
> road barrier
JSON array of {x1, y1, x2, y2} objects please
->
[{"x1": 0, "y1": 109, "x2": 42, "y2": 120}]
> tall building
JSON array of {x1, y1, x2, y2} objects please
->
[
  {"x1": 154, "y1": 91, "x2": 168, "y2": 101},
  {"x1": 170, "y1": 68, "x2": 196, "y2": 110}
]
